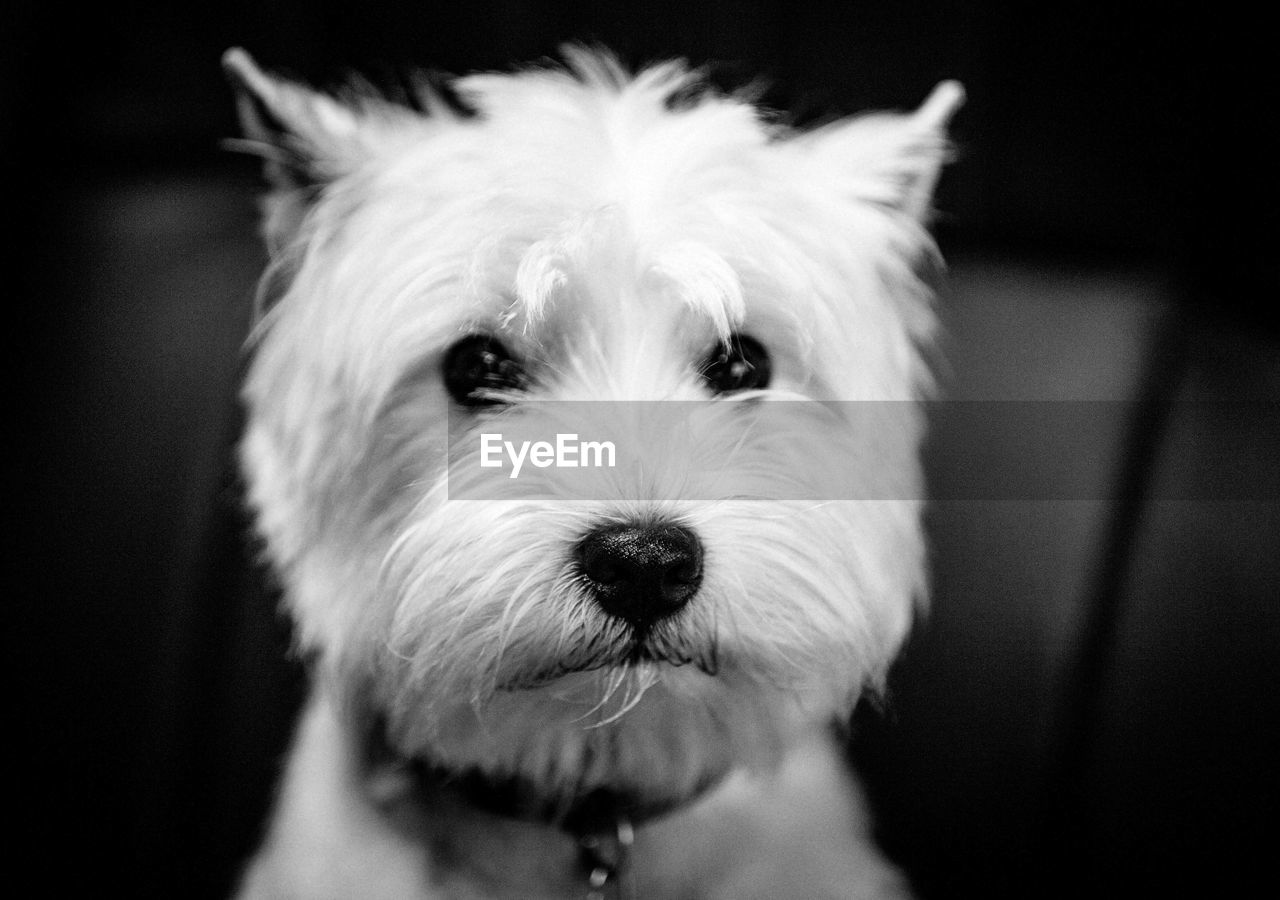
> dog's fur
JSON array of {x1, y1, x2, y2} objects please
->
[{"x1": 226, "y1": 47, "x2": 961, "y2": 898}]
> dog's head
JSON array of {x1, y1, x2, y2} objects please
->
[{"x1": 228, "y1": 47, "x2": 961, "y2": 806}]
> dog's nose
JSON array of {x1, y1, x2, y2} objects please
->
[{"x1": 576, "y1": 523, "x2": 703, "y2": 630}]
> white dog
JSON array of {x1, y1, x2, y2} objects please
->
[{"x1": 225, "y1": 46, "x2": 961, "y2": 899}]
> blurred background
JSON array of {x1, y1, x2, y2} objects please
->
[{"x1": 11, "y1": 2, "x2": 1277, "y2": 897}]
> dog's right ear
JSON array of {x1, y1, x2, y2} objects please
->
[
  {"x1": 797, "y1": 81, "x2": 964, "y2": 224},
  {"x1": 223, "y1": 48, "x2": 365, "y2": 253}
]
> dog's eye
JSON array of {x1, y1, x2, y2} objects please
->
[
  {"x1": 701, "y1": 334, "x2": 771, "y2": 394},
  {"x1": 442, "y1": 335, "x2": 527, "y2": 407}
]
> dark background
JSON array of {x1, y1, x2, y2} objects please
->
[{"x1": 11, "y1": 2, "x2": 1278, "y2": 897}]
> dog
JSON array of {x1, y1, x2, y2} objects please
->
[{"x1": 224, "y1": 46, "x2": 962, "y2": 899}]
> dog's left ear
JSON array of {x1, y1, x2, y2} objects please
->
[
  {"x1": 223, "y1": 48, "x2": 368, "y2": 252},
  {"x1": 804, "y1": 81, "x2": 965, "y2": 222}
]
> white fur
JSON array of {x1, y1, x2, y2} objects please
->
[{"x1": 228, "y1": 46, "x2": 961, "y2": 898}]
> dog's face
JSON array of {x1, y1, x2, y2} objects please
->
[{"x1": 229, "y1": 49, "x2": 960, "y2": 805}]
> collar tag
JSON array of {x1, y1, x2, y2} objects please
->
[{"x1": 578, "y1": 815, "x2": 635, "y2": 900}]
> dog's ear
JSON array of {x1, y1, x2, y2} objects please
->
[
  {"x1": 223, "y1": 48, "x2": 367, "y2": 252},
  {"x1": 804, "y1": 81, "x2": 965, "y2": 222}
]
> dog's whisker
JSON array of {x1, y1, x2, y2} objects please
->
[{"x1": 585, "y1": 669, "x2": 657, "y2": 729}]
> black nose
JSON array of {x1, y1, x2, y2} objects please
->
[{"x1": 576, "y1": 523, "x2": 704, "y2": 630}]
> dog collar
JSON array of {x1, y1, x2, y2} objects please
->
[
  {"x1": 408, "y1": 761, "x2": 659, "y2": 899},
  {"x1": 407, "y1": 759, "x2": 701, "y2": 834},
  {"x1": 366, "y1": 717, "x2": 718, "y2": 899}
]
